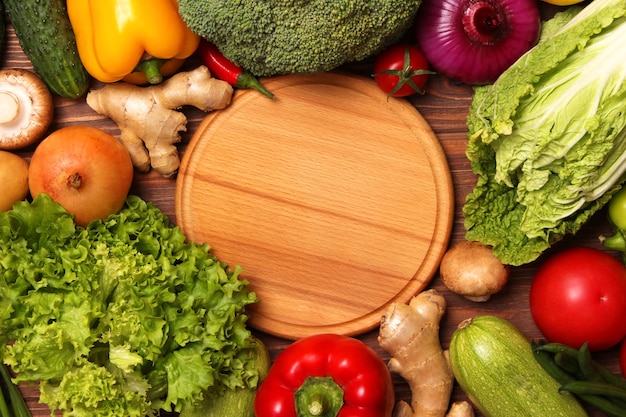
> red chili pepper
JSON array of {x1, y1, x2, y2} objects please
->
[
  {"x1": 197, "y1": 39, "x2": 274, "y2": 98},
  {"x1": 254, "y1": 334, "x2": 395, "y2": 417}
]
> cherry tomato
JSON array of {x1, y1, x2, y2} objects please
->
[
  {"x1": 529, "y1": 247, "x2": 626, "y2": 351},
  {"x1": 619, "y1": 339, "x2": 626, "y2": 377},
  {"x1": 373, "y1": 43, "x2": 432, "y2": 97}
]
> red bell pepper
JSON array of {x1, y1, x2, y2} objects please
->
[{"x1": 254, "y1": 334, "x2": 395, "y2": 417}]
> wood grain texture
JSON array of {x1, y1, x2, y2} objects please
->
[
  {"x1": 2, "y1": 8, "x2": 617, "y2": 416},
  {"x1": 176, "y1": 72, "x2": 454, "y2": 339}
]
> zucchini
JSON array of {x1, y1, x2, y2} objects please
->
[
  {"x1": 449, "y1": 315, "x2": 587, "y2": 417},
  {"x1": 4, "y1": 0, "x2": 89, "y2": 98}
]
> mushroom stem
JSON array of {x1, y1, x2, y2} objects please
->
[
  {"x1": 0, "y1": 91, "x2": 19, "y2": 124},
  {"x1": 0, "y1": 69, "x2": 54, "y2": 150}
]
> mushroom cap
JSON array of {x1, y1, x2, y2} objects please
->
[
  {"x1": 440, "y1": 240, "x2": 510, "y2": 302},
  {"x1": 0, "y1": 68, "x2": 54, "y2": 150}
]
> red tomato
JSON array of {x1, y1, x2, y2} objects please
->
[
  {"x1": 529, "y1": 247, "x2": 626, "y2": 351},
  {"x1": 621, "y1": 339, "x2": 626, "y2": 377},
  {"x1": 373, "y1": 43, "x2": 431, "y2": 97}
]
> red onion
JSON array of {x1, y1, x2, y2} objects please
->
[{"x1": 414, "y1": 0, "x2": 541, "y2": 85}]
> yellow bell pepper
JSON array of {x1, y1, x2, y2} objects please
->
[{"x1": 67, "y1": 0, "x2": 200, "y2": 84}]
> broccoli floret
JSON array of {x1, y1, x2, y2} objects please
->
[{"x1": 178, "y1": 0, "x2": 422, "y2": 77}]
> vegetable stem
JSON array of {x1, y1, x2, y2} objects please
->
[
  {"x1": 67, "y1": 172, "x2": 83, "y2": 189},
  {"x1": 0, "y1": 386, "x2": 10, "y2": 417},
  {"x1": 577, "y1": 342, "x2": 602, "y2": 382},
  {"x1": 554, "y1": 352, "x2": 581, "y2": 377},
  {"x1": 0, "y1": 364, "x2": 32, "y2": 417},
  {"x1": 533, "y1": 348, "x2": 576, "y2": 385},
  {"x1": 294, "y1": 377, "x2": 343, "y2": 417},
  {"x1": 601, "y1": 232, "x2": 626, "y2": 251},
  {"x1": 236, "y1": 72, "x2": 274, "y2": 99},
  {"x1": 560, "y1": 381, "x2": 626, "y2": 401},
  {"x1": 307, "y1": 394, "x2": 326, "y2": 416},
  {"x1": 533, "y1": 341, "x2": 626, "y2": 416},
  {"x1": 136, "y1": 58, "x2": 166, "y2": 85}
]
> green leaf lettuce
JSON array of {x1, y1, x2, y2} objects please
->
[{"x1": 0, "y1": 194, "x2": 259, "y2": 416}]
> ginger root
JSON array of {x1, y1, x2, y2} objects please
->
[
  {"x1": 87, "y1": 65, "x2": 233, "y2": 178},
  {"x1": 378, "y1": 289, "x2": 472, "y2": 417},
  {"x1": 445, "y1": 401, "x2": 474, "y2": 417}
]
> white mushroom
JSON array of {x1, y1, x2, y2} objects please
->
[
  {"x1": 439, "y1": 240, "x2": 510, "y2": 302},
  {"x1": 0, "y1": 68, "x2": 54, "y2": 150}
]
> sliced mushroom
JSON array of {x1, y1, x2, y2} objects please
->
[{"x1": 0, "y1": 68, "x2": 54, "y2": 150}]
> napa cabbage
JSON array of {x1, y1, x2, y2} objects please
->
[{"x1": 464, "y1": 0, "x2": 626, "y2": 265}]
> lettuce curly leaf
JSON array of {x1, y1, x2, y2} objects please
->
[
  {"x1": 0, "y1": 194, "x2": 259, "y2": 416},
  {"x1": 464, "y1": 0, "x2": 626, "y2": 265}
]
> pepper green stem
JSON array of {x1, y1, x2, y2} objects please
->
[
  {"x1": 236, "y1": 72, "x2": 274, "y2": 99},
  {"x1": 600, "y1": 231, "x2": 626, "y2": 252},
  {"x1": 294, "y1": 376, "x2": 343, "y2": 417},
  {"x1": 136, "y1": 59, "x2": 167, "y2": 85}
]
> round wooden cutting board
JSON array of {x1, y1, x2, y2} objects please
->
[{"x1": 175, "y1": 72, "x2": 454, "y2": 340}]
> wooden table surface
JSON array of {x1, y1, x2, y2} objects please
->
[{"x1": 3, "y1": 7, "x2": 620, "y2": 416}]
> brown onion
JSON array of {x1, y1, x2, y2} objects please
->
[{"x1": 28, "y1": 125, "x2": 134, "y2": 227}]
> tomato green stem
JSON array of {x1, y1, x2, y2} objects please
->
[
  {"x1": 294, "y1": 376, "x2": 343, "y2": 417},
  {"x1": 373, "y1": 45, "x2": 434, "y2": 97}
]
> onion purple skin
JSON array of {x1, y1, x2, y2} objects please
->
[{"x1": 415, "y1": 0, "x2": 541, "y2": 85}]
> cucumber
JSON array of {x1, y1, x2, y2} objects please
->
[
  {"x1": 449, "y1": 315, "x2": 587, "y2": 417},
  {"x1": 4, "y1": 0, "x2": 90, "y2": 98}
]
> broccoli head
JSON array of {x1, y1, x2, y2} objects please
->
[{"x1": 178, "y1": 0, "x2": 423, "y2": 77}]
